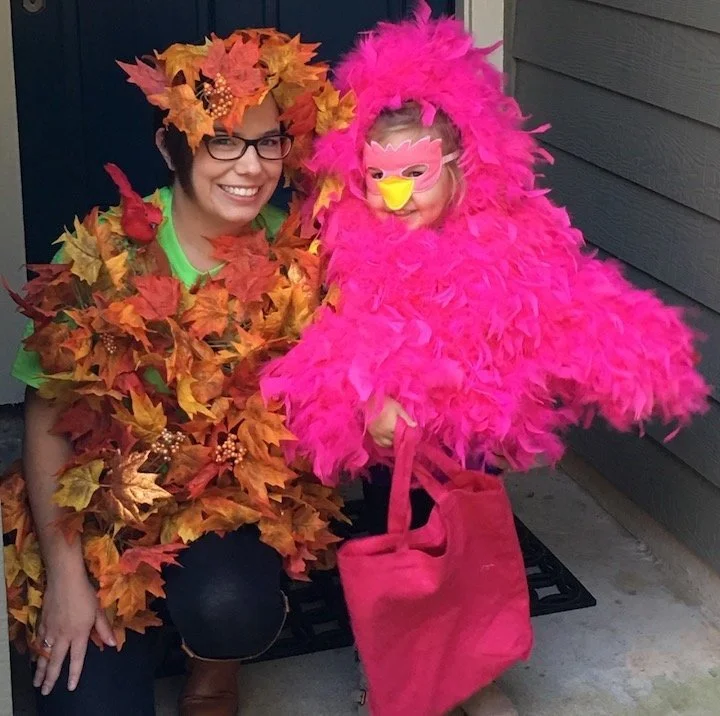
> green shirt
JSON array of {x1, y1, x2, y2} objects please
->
[{"x1": 12, "y1": 186, "x2": 287, "y2": 388}]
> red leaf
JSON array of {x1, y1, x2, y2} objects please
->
[
  {"x1": 212, "y1": 233, "x2": 277, "y2": 303},
  {"x1": 117, "y1": 58, "x2": 168, "y2": 97},
  {"x1": 130, "y1": 275, "x2": 182, "y2": 320},
  {"x1": 186, "y1": 462, "x2": 221, "y2": 499},
  {"x1": 118, "y1": 543, "x2": 187, "y2": 574}
]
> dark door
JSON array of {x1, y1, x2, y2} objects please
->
[{"x1": 11, "y1": 0, "x2": 454, "y2": 265}]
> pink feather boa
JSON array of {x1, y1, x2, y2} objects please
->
[{"x1": 261, "y1": 4, "x2": 709, "y2": 483}]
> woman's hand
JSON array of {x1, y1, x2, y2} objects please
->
[
  {"x1": 33, "y1": 569, "x2": 115, "y2": 696},
  {"x1": 368, "y1": 397, "x2": 417, "y2": 447}
]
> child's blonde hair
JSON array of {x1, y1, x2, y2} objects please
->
[{"x1": 367, "y1": 101, "x2": 465, "y2": 205}]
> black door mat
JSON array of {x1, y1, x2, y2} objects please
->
[{"x1": 155, "y1": 500, "x2": 595, "y2": 676}]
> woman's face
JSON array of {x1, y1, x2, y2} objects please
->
[{"x1": 184, "y1": 94, "x2": 284, "y2": 233}]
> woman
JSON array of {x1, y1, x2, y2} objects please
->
[{"x1": 2, "y1": 28, "x2": 352, "y2": 716}]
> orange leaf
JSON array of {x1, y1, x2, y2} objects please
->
[
  {"x1": 99, "y1": 300, "x2": 151, "y2": 349},
  {"x1": 84, "y1": 534, "x2": 120, "y2": 580},
  {"x1": 213, "y1": 234, "x2": 278, "y2": 303},
  {"x1": 233, "y1": 456, "x2": 295, "y2": 506},
  {"x1": 122, "y1": 609, "x2": 163, "y2": 634},
  {"x1": 98, "y1": 563, "x2": 165, "y2": 618},
  {"x1": 190, "y1": 360, "x2": 226, "y2": 404},
  {"x1": 258, "y1": 514, "x2": 296, "y2": 557},
  {"x1": 118, "y1": 543, "x2": 186, "y2": 574},
  {"x1": 177, "y1": 376, "x2": 216, "y2": 419},
  {"x1": 196, "y1": 489, "x2": 262, "y2": 533},
  {"x1": 152, "y1": 84, "x2": 214, "y2": 151},
  {"x1": 182, "y1": 283, "x2": 230, "y2": 339},
  {"x1": 260, "y1": 34, "x2": 326, "y2": 88},
  {"x1": 0, "y1": 468, "x2": 32, "y2": 551},
  {"x1": 185, "y1": 462, "x2": 221, "y2": 499},
  {"x1": 165, "y1": 445, "x2": 213, "y2": 488},
  {"x1": 237, "y1": 394, "x2": 295, "y2": 462}
]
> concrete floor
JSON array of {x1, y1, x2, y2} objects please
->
[{"x1": 9, "y1": 466, "x2": 720, "y2": 715}]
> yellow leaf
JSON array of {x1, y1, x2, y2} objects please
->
[
  {"x1": 313, "y1": 175, "x2": 345, "y2": 217},
  {"x1": 18, "y1": 535, "x2": 43, "y2": 583},
  {"x1": 56, "y1": 217, "x2": 102, "y2": 285},
  {"x1": 104, "y1": 250, "x2": 130, "y2": 289},
  {"x1": 152, "y1": 84, "x2": 215, "y2": 151},
  {"x1": 314, "y1": 85, "x2": 356, "y2": 135},
  {"x1": 115, "y1": 391, "x2": 167, "y2": 443},
  {"x1": 237, "y1": 394, "x2": 295, "y2": 461},
  {"x1": 55, "y1": 459, "x2": 104, "y2": 511},
  {"x1": 157, "y1": 42, "x2": 209, "y2": 85},
  {"x1": 84, "y1": 534, "x2": 120, "y2": 580},
  {"x1": 4, "y1": 545, "x2": 21, "y2": 586},
  {"x1": 108, "y1": 451, "x2": 171, "y2": 524},
  {"x1": 177, "y1": 376, "x2": 216, "y2": 419},
  {"x1": 27, "y1": 585, "x2": 43, "y2": 610}
]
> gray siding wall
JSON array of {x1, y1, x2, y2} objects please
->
[{"x1": 507, "y1": 0, "x2": 720, "y2": 571}]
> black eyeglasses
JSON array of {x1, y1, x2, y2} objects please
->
[{"x1": 204, "y1": 133, "x2": 293, "y2": 161}]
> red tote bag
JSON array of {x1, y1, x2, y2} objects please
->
[{"x1": 338, "y1": 425, "x2": 533, "y2": 716}]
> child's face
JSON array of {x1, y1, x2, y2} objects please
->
[{"x1": 364, "y1": 128, "x2": 455, "y2": 230}]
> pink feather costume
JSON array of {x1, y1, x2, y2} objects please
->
[{"x1": 261, "y1": 5, "x2": 709, "y2": 484}]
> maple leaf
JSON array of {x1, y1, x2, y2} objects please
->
[
  {"x1": 52, "y1": 402, "x2": 97, "y2": 441},
  {"x1": 25, "y1": 322, "x2": 76, "y2": 375},
  {"x1": 4, "y1": 545, "x2": 21, "y2": 586},
  {"x1": 105, "y1": 164, "x2": 163, "y2": 243},
  {"x1": 190, "y1": 359, "x2": 226, "y2": 404},
  {"x1": 118, "y1": 543, "x2": 186, "y2": 574},
  {"x1": 196, "y1": 489, "x2": 262, "y2": 533},
  {"x1": 314, "y1": 86, "x2": 356, "y2": 135},
  {"x1": 156, "y1": 42, "x2": 209, "y2": 85},
  {"x1": 130, "y1": 275, "x2": 181, "y2": 321},
  {"x1": 258, "y1": 514, "x2": 296, "y2": 557},
  {"x1": 237, "y1": 394, "x2": 295, "y2": 461},
  {"x1": 313, "y1": 175, "x2": 345, "y2": 217},
  {"x1": 0, "y1": 469, "x2": 32, "y2": 551},
  {"x1": 117, "y1": 57, "x2": 168, "y2": 96},
  {"x1": 97, "y1": 299, "x2": 151, "y2": 350},
  {"x1": 213, "y1": 234, "x2": 278, "y2": 303},
  {"x1": 84, "y1": 534, "x2": 120, "y2": 580},
  {"x1": 98, "y1": 562, "x2": 165, "y2": 618},
  {"x1": 165, "y1": 444, "x2": 213, "y2": 488},
  {"x1": 103, "y1": 251, "x2": 129, "y2": 289},
  {"x1": 55, "y1": 510, "x2": 85, "y2": 545},
  {"x1": 233, "y1": 455, "x2": 295, "y2": 506},
  {"x1": 56, "y1": 217, "x2": 102, "y2": 285},
  {"x1": 202, "y1": 35, "x2": 265, "y2": 97},
  {"x1": 107, "y1": 451, "x2": 171, "y2": 523},
  {"x1": 54, "y1": 459, "x2": 104, "y2": 511},
  {"x1": 177, "y1": 376, "x2": 216, "y2": 419},
  {"x1": 114, "y1": 391, "x2": 167, "y2": 443},
  {"x1": 165, "y1": 318, "x2": 195, "y2": 383},
  {"x1": 152, "y1": 84, "x2": 215, "y2": 151},
  {"x1": 279, "y1": 90, "x2": 318, "y2": 136},
  {"x1": 18, "y1": 535, "x2": 43, "y2": 583},
  {"x1": 168, "y1": 503, "x2": 206, "y2": 544},
  {"x1": 182, "y1": 283, "x2": 230, "y2": 339},
  {"x1": 261, "y1": 34, "x2": 326, "y2": 87},
  {"x1": 123, "y1": 609, "x2": 163, "y2": 634},
  {"x1": 185, "y1": 462, "x2": 221, "y2": 499}
]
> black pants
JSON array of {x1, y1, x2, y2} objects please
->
[{"x1": 35, "y1": 528, "x2": 286, "y2": 716}]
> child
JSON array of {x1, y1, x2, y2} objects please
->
[
  {"x1": 261, "y1": 4, "x2": 707, "y2": 483},
  {"x1": 261, "y1": 5, "x2": 708, "y2": 714}
]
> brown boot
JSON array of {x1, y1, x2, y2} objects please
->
[{"x1": 179, "y1": 645, "x2": 241, "y2": 716}]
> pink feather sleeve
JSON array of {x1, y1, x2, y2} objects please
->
[{"x1": 545, "y1": 255, "x2": 710, "y2": 433}]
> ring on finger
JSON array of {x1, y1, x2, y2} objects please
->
[{"x1": 41, "y1": 638, "x2": 53, "y2": 650}]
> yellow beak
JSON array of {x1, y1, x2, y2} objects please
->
[{"x1": 377, "y1": 176, "x2": 414, "y2": 211}]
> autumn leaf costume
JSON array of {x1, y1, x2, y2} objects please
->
[{"x1": 2, "y1": 29, "x2": 356, "y2": 653}]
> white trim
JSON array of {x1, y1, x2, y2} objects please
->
[
  {"x1": 0, "y1": 2, "x2": 27, "y2": 406},
  {"x1": 458, "y1": 0, "x2": 504, "y2": 70}
]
